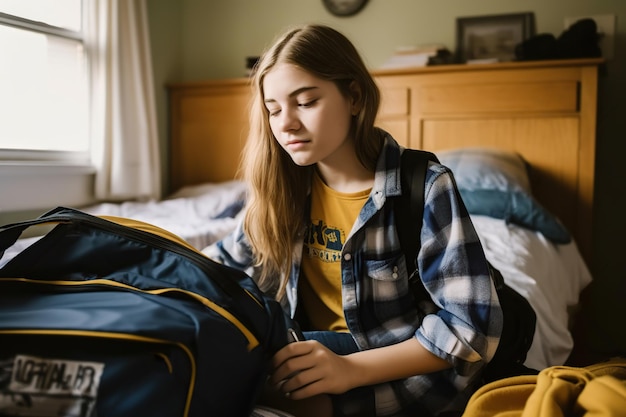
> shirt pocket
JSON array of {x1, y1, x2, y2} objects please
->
[
  {"x1": 364, "y1": 253, "x2": 408, "y2": 281},
  {"x1": 361, "y1": 254, "x2": 418, "y2": 341},
  {"x1": 363, "y1": 253, "x2": 410, "y2": 298}
]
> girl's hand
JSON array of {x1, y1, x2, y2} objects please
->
[
  {"x1": 270, "y1": 340, "x2": 355, "y2": 399},
  {"x1": 269, "y1": 337, "x2": 451, "y2": 401}
]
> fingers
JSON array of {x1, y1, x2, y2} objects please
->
[
  {"x1": 272, "y1": 340, "x2": 315, "y2": 366},
  {"x1": 271, "y1": 341, "x2": 316, "y2": 383},
  {"x1": 271, "y1": 341, "x2": 326, "y2": 398},
  {"x1": 270, "y1": 341, "x2": 350, "y2": 399},
  {"x1": 281, "y1": 375, "x2": 325, "y2": 400},
  {"x1": 277, "y1": 363, "x2": 323, "y2": 396}
]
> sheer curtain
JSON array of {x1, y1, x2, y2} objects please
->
[{"x1": 85, "y1": 0, "x2": 161, "y2": 201}]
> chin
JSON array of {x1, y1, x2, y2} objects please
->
[{"x1": 289, "y1": 155, "x2": 316, "y2": 167}]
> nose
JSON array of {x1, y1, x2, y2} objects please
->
[{"x1": 277, "y1": 107, "x2": 301, "y2": 132}]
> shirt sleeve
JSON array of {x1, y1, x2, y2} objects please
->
[
  {"x1": 415, "y1": 164, "x2": 503, "y2": 376},
  {"x1": 202, "y1": 219, "x2": 261, "y2": 282}
]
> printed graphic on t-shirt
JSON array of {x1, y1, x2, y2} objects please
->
[{"x1": 304, "y1": 219, "x2": 344, "y2": 262}]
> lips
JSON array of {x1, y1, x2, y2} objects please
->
[
  {"x1": 285, "y1": 139, "x2": 311, "y2": 149},
  {"x1": 286, "y1": 138, "x2": 310, "y2": 145}
]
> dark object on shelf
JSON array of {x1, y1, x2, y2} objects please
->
[
  {"x1": 427, "y1": 49, "x2": 455, "y2": 66},
  {"x1": 516, "y1": 18, "x2": 602, "y2": 61},
  {"x1": 558, "y1": 18, "x2": 602, "y2": 58},
  {"x1": 514, "y1": 33, "x2": 558, "y2": 60},
  {"x1": 246, "y1": 56, "x2": 259, "y2": 76}
]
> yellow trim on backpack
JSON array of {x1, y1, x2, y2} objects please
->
[
  {"x1": 99, "y1": 215, "x2": 265, "y2": 310},
  {"x1": 100, "y1": 215, "x2": 200, "y2": 252},
  {"x1": 0, "y1": 277, "x2": 260, "y2": 351}
]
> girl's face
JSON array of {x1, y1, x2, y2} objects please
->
[{"x1": 263, "y1": 63, "x2": 356, "y2": 167}]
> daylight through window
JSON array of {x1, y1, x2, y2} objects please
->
[{"x1": 0, "y1": 0, "x2": 88, "y2": 154}]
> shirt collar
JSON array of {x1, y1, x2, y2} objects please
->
[{"x1": 371, "y1": 131, "x2": 403, "y2": 208}]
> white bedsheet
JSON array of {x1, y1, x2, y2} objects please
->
[
  {"x1": 470, "y1": 215, "x2": 592, "y2": 370},
  {"x1": 0, "y1": 181, "x2": 246, "y2": 267},
  {"x1": 85, "y1": 179, "x2": 248, "y2": 250}
]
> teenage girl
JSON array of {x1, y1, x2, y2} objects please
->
[{"x1": 205, "y1": 24, "x2": 503, "y2": 417}]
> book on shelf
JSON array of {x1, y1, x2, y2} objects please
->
[
  {"x1": 466, "y1": 57, "x2": 500, "y2": 65},
  {"x1": 380, "y1": 44, "x2": 452, "y2": 69}
]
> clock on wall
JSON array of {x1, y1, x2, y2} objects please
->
[{"x1": 322, "y1": 0, "x2": 369, "y2": 17}]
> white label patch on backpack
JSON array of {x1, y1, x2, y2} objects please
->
[{"x1": 0, "y1": 354, "x2": 105, "y2": 417}]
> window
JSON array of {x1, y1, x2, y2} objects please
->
[{"x1": 0, "y1": 0, "x2": 89, "y2": 159}]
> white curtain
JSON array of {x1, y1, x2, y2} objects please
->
[{"x1": 85, "y1": 0, "x2": 161, "y2": 201}]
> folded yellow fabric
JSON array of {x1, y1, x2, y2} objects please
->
[
  {"x1": 463, "y1": 375, "x2": 537, "y2": 417},
  {"x1": 521, "y1": 366, "x2": 593, "y2": 417},
  {"x1": 461, "y1": 375, "x2": 537, "y2": 417},
  {"x1": 462, "y1": 358, "x2": 626, "y2": 417},
  {"x1": 578, "y1": 375, "x2": 626, "y2": 417}
]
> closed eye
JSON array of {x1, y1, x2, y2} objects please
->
[
  {"x1": 298, "y1": 99, "x2": 317, "y2": 108},
  {"x1": 266, "y1": 97, "x2": 316, "y2": 117},
  {"x1": 267, "y1": 108, "x2": 281, "y2": 117}
]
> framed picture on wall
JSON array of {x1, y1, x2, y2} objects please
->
[{"x1": 456, "y1": 12, "x2": 535, "y2": 63}]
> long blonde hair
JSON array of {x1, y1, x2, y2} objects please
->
[{"x1": 242, "y1": 24, "x2": 382, "y2": 299}]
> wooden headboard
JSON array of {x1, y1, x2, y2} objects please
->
[{"x1": 167, "y1": 58, "x2": 602, "y2": 267}]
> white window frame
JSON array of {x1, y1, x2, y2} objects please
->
[{"x1": 0, "y1": 5, "x2": 96, "y2": 214}]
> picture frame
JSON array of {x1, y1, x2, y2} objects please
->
[{"x1": 456, "y1": 12, "x2": 535, "y2": 63}]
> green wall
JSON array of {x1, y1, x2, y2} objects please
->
[{"x1": 147, "y1": 0, "x2": 626, "y2": 359}]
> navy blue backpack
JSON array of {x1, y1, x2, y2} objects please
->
[{"x1": 0, "y1": 207, "x2": 290, "y2": 417}]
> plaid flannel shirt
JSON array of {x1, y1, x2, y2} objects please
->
[{"x1": 204, "y1": 134, "x2": 503, "y2": 416}]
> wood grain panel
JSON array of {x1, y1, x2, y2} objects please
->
[
  {"x1": 416, "y1": 82, "x2": 578, "y2": 114},
  {"x1": 379, "y1": 86, "x2": 409, "y2": 116},
  {"x1": 376, "y1": 119, "x2": 409, "y2": 147},
  {"x1": 169, "y1": 82, "x2": 250, "y2": 190}
]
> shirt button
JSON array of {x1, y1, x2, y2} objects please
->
[
  {"x1": 344, "y1": 253, "x2": 352, "y2": 261},
  {"x1": 392, "y1": 265, "x2": 399, "y2": 279}
]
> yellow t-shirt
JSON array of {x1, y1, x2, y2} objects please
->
[{"x1": 300, "y1": 172, "x2": 371, "y2": 332}]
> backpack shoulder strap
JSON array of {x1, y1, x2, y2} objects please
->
[
  {"x1": 397, "y1": 150, "x2": 538, "y2": 382},
  {"x1": 396, "y1": 149, "x2": 439, "y2": 277}
]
